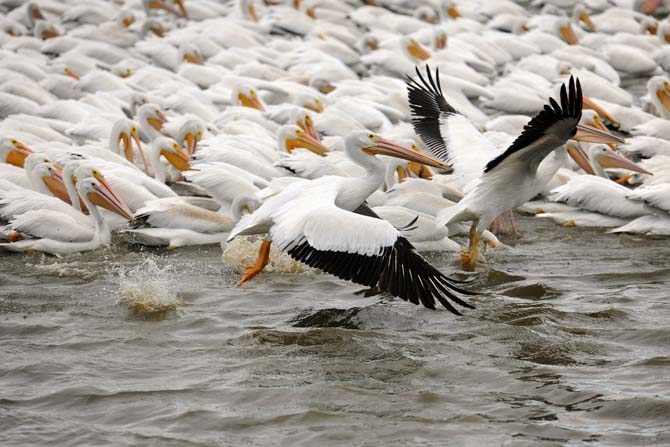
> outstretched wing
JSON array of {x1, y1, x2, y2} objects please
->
[
  {"x1": 485, "y1": 76, "x2": 583, "y2": 173},
  {"x1": 405, "y1": 65, "x2": 456, "y2": 161},
  {"x1": 270, "y1": 190, "x2": 475, "y2": 314},
  {"x1": 406, "y1": 65, "x2": 500, "y2": 186}
]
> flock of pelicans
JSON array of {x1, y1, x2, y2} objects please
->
[{"x1": 1, "y1": 0, "x2": 670, "y2": 314}]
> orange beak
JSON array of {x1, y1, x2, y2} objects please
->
[
  {"x1": 657, "y1": 88, "x2": 670, "y2": 112},
  {"x1": 559, "y1": 24, "x2": 578, "y2": 45},
  {"x1": 407, "y1": 39, "x2": 431, "y2": 61},
  {"x1": 285, "y1": 132, "x2": 329, "y2": 156},
  {"x1": 598, "y1": 150, "x2": 653, "y2": 175},
  {"x1": 238, "y1": 93, "x2": 265, "y2": 111},
  {"x1": 160, "y1": 147, "x2": 191, "y2": 171},
  {"x1": 363, "y1": 137, "x2": 449, "y2": 170},
  {"x1": 6, "y1": 143, "x2": 33, "y2": 167},
  {"x1": 43, "y1": 168, "x2": 72, "y2": 204},
  {"x1": 566, "y1": 143, "x2": 595, "y2": 175},
  {"x1": 88, "y1": 178, "x2": 135, "y2": 222},
  {"x1": 573, "y1": 124, "x2": 625, "y2": 145},
  {"x1": 579, "y1": 11, "x2": 595, "y2": 32},
  {"x1": 582, "y1": 96, "x2": 620, "y2": 127},
  {"x1": 147, "y1": 0, "x2": 181, "y2": 17}
]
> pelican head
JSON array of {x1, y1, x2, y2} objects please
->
[
  {"x1": 295, "y1": 94, "x2": 324, "y2": 113},
  {"x1": 442, "y1": 0, "x2": 461, "y2": 19},
  {"x1": 34, "y1": 22, "x2": 59, "y2": 40},
  {"x1": 347, "y1": 131, "x2": 449, "y2": 170},
  {"x1": 232, "y1": 84, "x2": 265, "y2": 111},
  {"x1": 555, "y1": 18, "x2": 578, "y2": 45},
  {"x1": 153, "y1": 137, "x2": 190, "y2": 171},
  {"x1": 77, "y1": 177, "x2": 135, "y2": 222},
  {"x1": 138, "y1": 103, "x2": 167, "y2": 132},
  {"x1": 415, "y1": 6, "x2": 439, "y2": 24},
  {"x1": 572, "y1": 4, "x2": 595, "y2": 32},
  {"x1": 27, "y1": 2, "x2": 45, "y2": 27},
  {"x1": 659, "y1": 21, "x2": 670, "y2": 44},
  {"x1": 291, "y1": 109, "x2": 319, "y2": 140},
  {"x1": 0, "y1": 138, "x2": 33, "y2": 167},
  {"x1": 177, "y1": 119, "x2": 204, "y2": 156},
  {"x1": 648, "y1": 76, "x2": 670, "y2": 114},
  {"x1": 589, "y1": 145, "x2": 652, "y2": 174},
  {"x1": 278, "y1": 125, "x2": 329, "y2": 156},
  {"x1": 116, "y1": 10, "x2": 136, "y2": 28},
  {"x1": 581, "y1": 96, "x2": 620, "y2": 126},
  {"x1": 33, "y1": 161, "x2": 69, "y2": 203},
  {"x1": 142, "y1": 0, "x2": 182, "y2": 17},
  {"x1": 309, "y1": 77, "x2": 336, "y2": 94},
  {"x1": 402, "y1": 37, "x2": 431, "y2": 62},
  {"x1": 641, "y1": 16, "x2": 658, "y2": 35},
  {"x1": 141, "y1": 18, "x2": 167, "y2": 38},
  {"x1": 178, "y1": 43, "x2": 204, "y2": 65},
  {"x1": 434, "y1": 29, "x2": 447, "y2": 50}
]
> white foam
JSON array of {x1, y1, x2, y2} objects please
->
[{"x1": 116, "y1": 258, "x2": 184, "y2": 316}]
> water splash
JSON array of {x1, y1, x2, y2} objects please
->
[
  {"x1": 222, "y1": 237, "x2": 315, "y2": 274},
  {"x1": 116, "y1": 258, "x2": 184, "y2": 317}
]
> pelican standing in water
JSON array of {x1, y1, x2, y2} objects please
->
[
  {"x1": 406, "y1": 67, "x2": 624, "y2": 270},
  {"x1": 228, "y1": 131, "x2": 475, "y2": 314}
]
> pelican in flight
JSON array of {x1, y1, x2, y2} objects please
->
[
  {"x1": 227, "y1": 131, "x2": 475, "y2": 314},
  {"x1": 407, "y1": 66, "x2": 624, "y2": 270}
]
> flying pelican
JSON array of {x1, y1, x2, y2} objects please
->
[
  {"x1": 406, "y1": 66, "x2": 623, "y2": 270},
  {"x1": 227, "y1": 131, "x2": 475, "y2": 314}
]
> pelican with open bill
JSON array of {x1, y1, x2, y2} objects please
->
[{"x1": 227, "y1": 131, "x2": 476, "y2": 315}]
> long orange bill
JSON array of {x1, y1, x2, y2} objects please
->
[
  {"x1": 147, "y1": 0, "x2": 181, "y2": 17},
  {"x1": 598, "y1": 151, "x2": 653, "y2": 175},
  {"x1": 238, "y1": 93, "x2": 265, "y2": 111},
  {"x1": 89, "y1": 178, "x2": 135, "y2": 222},
  {"x1": 572, "y1": 124, "x2": 625, "y2": 145},
  {"x1": 132, "y1": 132, "x2": 150, "y2": 173},
  {"x1": 288, "y1": 133, "x2": 329, "y2": 156},
  {"x1": 6, "y1": 145, "x2": 33, "y2": 167},
  {"x1": 559, "y1": 24, "x2": 578, "y2": 45},
  {"x1": 161, "y1": 148, "x2": 191, "y2": 171},
  {"x1": 43, "y1": 169, "x2": 72, "y2": 204},
  {"x1": 582, "y1": 96, "x2": 620, "y2": 126},
  {"x1": 566, "y1": 144, "x2": 595, "y2": 175},
  {"x1": 364, "y1": 138, "x2": 449, "y2": 170}
]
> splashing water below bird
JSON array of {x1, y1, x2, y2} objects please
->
[{"x1": 116, "y1": 258, "x2": 184, "y2": 317}]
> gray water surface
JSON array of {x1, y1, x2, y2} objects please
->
[{"x1": 1, "y1": 216, "x2": 669, "y2": 446}]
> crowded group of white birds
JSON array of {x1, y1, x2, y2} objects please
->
[{"x1": 1, "y1": 0, "x2": 670, "y2": 310}]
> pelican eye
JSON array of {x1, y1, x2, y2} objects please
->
[
  {"x1": 196, "y1": 131, "x2": 202, "y2": 139},
  {"x1": 11, "y1": 140, "x2": 18, "y2": 146},
  {"x1": 368, "y1": 133, "x2": 374, "y2": 139},
  {"x1": 250, "y1": 90, "x2": 257, "y2": 98}
]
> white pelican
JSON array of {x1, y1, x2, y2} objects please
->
[
  {"x1": 227, "y1": 131, "x2": 475, "y2": 314},
  {"x1": 0, "y1": 177, "x2": 134, "y2": 256},
  {"x1": 406, "y1": 66, "x2": 623, "y2": 270}
]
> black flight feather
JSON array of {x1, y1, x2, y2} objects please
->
[
  {"x1": 484, "y1": 76, "x2": 583, "y2": 173},
  {"x1": 405, "y1": 65, "x2": 459, "y2": 162}
]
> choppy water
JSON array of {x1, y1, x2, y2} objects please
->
[{"x1": 2, "y1": 215, "x2": 669, "y2": 446}]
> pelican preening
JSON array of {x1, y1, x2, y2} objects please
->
[{"x1": 1, "y1": 0, "x2": 669, "y2": 314}]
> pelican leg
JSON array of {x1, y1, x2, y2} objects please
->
[
  {"x1": 507, "y1": 210, "x2": 522, "y2": 238},
  {"x1": 239, "y1": 240, "x2": 272, "y2": 285},
  {"x1": 460, "y1": 223, "x2": 482, "y2": 271}
]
